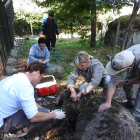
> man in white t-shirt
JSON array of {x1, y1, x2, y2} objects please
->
[{"x1": 0, "y1": 62, "x2": 65, "y2": 138}]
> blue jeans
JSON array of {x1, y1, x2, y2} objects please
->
[
  {"x1": 79, "y1": 75, "x2": 110, "y2": 98},
  {"x1": 44, "y1": 63, "x2": 49, "y2": 68}
]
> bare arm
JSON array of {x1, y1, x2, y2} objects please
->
[
  {"x1": 36, "y1": 103, "x2": 42, "y2": 108},
  {"x1": 117, "y1": 76, "x2": 140, "y2": 88},
  {"x1": 129, "y1": 76, "x2": 140, "y2": 84},
  {"x1": 67, "y1": 68, "x2": 79, "y2": 102},
  {"x1": 30, "y1": 111, "x2": 56, "y2": 122},
  {"x1": 69, "y1": 86, "x2": 77, "y2": 102},
  {"x1": 98, "y1": 87, "x2": 115, "y2": 112},
  {"x1": 105, "y1": 87, "x2": 115, "y2": 104},
  {"x1": 36, "y1": 102, "x2": 50, "y2": 112}
]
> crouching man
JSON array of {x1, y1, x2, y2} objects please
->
[
  {"x1": 98, "y1": 44, "x2": 140, "y2": 121},
  {"x1": 0, "y1": 62, "x2": 65, "y2": 138}
]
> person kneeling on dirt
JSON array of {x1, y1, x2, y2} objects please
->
[
  {"x1": 0, "y1": 62, "x2": 65, "y2": 138},
  {"x1": 67, "y1": 51, "x2": 110, "y2": 102},
  {"x1": 98, "y1": 44, "x2": 140, "y2": 121},
  {"x1": 27, "y1": 37, "x2": 50, "y2": 68}
]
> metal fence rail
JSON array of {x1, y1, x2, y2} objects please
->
[{"x1": 0, "y1": 0, "x2": 14, "y2": 72}]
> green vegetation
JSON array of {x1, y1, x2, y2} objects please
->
[
  {"x1": 35, "y1": 0, "x2": 133, "y2": 47},
  {"x1": 17, "y1": 38, "x2": 119, "y2": 79},
  {"x1": 14, "y1": 10, "x2": 43, "y2": 36},
  {"x1": 118, "y1": 14, "x2": 140, "y2": 21}
]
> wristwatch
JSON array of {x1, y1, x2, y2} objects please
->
[{"x1": 125, "y1": 80, "x2": 129, "y2": 85}]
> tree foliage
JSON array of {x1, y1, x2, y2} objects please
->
[
  {"x1": 35, "y1": 0, "x2": 134, "y2": 47},
  {"x1": 14, "y1": 10, "x2": 43, "y2": 37}
]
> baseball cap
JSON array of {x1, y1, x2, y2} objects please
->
[{"x1": 106, "y1": 50, "x2": 135, "y2": 75}]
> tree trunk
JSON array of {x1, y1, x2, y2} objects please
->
[
  {"x1": 99, "y1": 30, "x2": 103, "y2": 48},
  {"x1": 70, "y1": 23, "x2": 74, "y2": 39},
  {"x1": 121, "y1": 0, "x2": 140, "y2": 51},
  {"x1": 113, "y1": 18, "x2": 120, "y2": 54},
  {"x1": 90, "y1": 2, "x2": 96, "y2": 48},
  {"x1": 30, "y1": 21, "x2": 33, "y2": 35}
]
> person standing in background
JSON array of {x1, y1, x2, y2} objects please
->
[{"x1": 42, "y1": 11, "x2": 59, "y2": 51}]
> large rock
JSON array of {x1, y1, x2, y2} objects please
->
[
  {"x1": 62, "y1": 90, "x2": 139, "y2": 140},
  {"x1": 104, "y1": 15, "x2": 140, "y2": 47},
  {"x1": 26, "y1": 89, "x2": 139, "y2": 140},
  {"x1": 74, "y1": 100, "x2": 139, "y2": 140},
  {"x1": 45, "y1": 63, "x2": 65, "y2": 79},
  {"x1": 7, "y1": 57, "x2": 16, "y2": 66},
  {"x1": 5, "y1": 65, "x2": 16, "y2": 75},
  {"x1": 10, "y1": 48, "x2": 18, "y2": 57}
]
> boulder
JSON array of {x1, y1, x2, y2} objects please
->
[
  {"x1": 104, "y1": 15, "x2": 140, "y2": 47},
  {"x1": 25, "y1": 89, "x2": 139, "y2": 140},
  {"x1": 74, "y1": 99, "x2": 139, "y2": 140},
  {"x1": 45, "y1": 63, "x2": 65, "y2": 79},
  {"x1": 10, "y1": 48, "x2": 18, "y2": 57},
  {"x1": 62, "y1": 90, "x2": 139, "y2": 140},
  {"x1": 7, "y1": 57, "x2": 16, "y2": 66},
  {"x1": 5, "y1": 65, "x2": 17, "y2": 75}
]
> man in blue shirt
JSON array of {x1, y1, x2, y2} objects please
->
[
  {"x1": 42, "y1": 11, "x2": 59, "y2": 51},
  {"x1": 28, "y1": 37, "x2": 50, "y2": 68}
]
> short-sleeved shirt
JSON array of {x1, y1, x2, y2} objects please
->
[
  {"x1": 108, "y1": 44, "x2": 140, "y2": 88},
  {"x1": 0, "y1": 73, "x2": 38, "y2": 127}
]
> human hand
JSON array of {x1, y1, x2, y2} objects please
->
[
  {"x1": 42, "y1": 61, "x2": 47, "y2": 64},
  {"x1": 98, "y1": 102, "x2": 111, "y2": 112},
  {"x1": 77, "y1": 91, "x2": 83, "y2": 98},
  {"x1": 57, "y1": 35, "x2": 59, "y2": 39},
  {"x1": 70, "y1": 89, "x2": 77, "y2": 102},
  {"x1": 55, "y1": 111, "x2": 66, "y2": 119},
  {"x1": 117, "y1": 80, "x2": 126, "y2": 88},
  {"x1": 39, "y1": 60, "x2": 43, "y2": 64}
]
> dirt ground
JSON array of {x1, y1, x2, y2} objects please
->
[{"x1": 2, "y1": 50, "x2": 140, "y2": 140}]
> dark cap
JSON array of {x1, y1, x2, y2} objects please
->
[{"x1": 49, "y1": 11, "x2": 54, "y2": 17}]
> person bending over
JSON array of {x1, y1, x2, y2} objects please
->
[
  {"x1": 0, "y1": 62, "x2": 65, "y2": 138},
  {"x1": 67, "y1": 51, "x2": 110, "y2": 102},
  {"x1": 98, "y1": 44, "x2": 140, "y2": 121}
]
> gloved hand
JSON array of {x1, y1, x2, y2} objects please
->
[{"x1": 55, "y1": 111, "x2": 66, "y2": 119}]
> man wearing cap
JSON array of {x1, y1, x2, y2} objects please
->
[
  {"x1": 98, "y1": 44, "x2": 140, "y2": 120},
  {"x1": 41, "y1": 11, "x2": 59, "y2": 51}
]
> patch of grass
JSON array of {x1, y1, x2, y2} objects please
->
[
  {"x1": 18, "y1": 39, "x2": 36, "y2": 59},
  {"x1": 17, "y1": 38, "x2": 120, "y2": 79},
  {"x1": 55, "y1": 38, "x2": 120, "y2": 78},
  {"x1": 119, "y1": 15, "x2": 131, "y2": 21}
]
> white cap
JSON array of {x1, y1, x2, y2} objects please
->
[{"x1": 106, "y1": 50, "x2": 135, "y2": 75}]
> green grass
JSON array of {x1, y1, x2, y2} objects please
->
[
  {"x1": 17, "y1": 38, "x2": 120, "y2": 79},
  {"x1": 118, "y1": 14, "x2": 140, "y2": 21}
]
